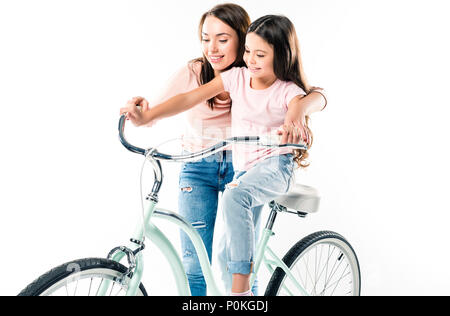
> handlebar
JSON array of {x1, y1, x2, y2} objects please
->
[
  {"x1": 118, "y1": 115, "x2": 147, "y2": 156},
  {"x1": 118, "y1": 115, "x2": 307, "y2": 163}
]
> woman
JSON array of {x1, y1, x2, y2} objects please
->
[{"x1": 123, "y1": 3, "x2": 327, "y2": 296}]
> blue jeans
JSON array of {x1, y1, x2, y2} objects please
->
[
  {"x1": 220, "y1": 154, "x2": 295, "y2": 275},
  {"x1": 178, "y1": 150, "x2": 234, "y2": 296},
  {"x1": 217, "y1": 193, "x2": 262, "y2": 295}
]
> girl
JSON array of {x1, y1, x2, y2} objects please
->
[{"x1": 121, "y1": 11, "x2": 327, "y2": 295}]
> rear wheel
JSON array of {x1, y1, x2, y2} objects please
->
[
  {"x1": 265, "y1": 231, "x2": 361, "y2": 296},
  {"x1": 18, "y1": 258, "x2": 147, "y2": 296}
]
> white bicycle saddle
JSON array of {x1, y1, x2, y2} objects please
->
[{"x1": 274, "y1": 183, "x2": 321, "y2": 214}]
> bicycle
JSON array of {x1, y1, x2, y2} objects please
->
[{"x1": 18, "y1": 115, "x2": 361, "y2": 296}]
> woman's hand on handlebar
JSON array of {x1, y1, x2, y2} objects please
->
[{"x1": 277, "y1": 118, "x2": 311, "y2": 146}]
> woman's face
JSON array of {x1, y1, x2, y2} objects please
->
[
  {"x1": 244, "y1": 32, "x2": 275, "y2": 81},
  {"x1": 201, "y1": 16, "x2": 239, "y2": 73}
]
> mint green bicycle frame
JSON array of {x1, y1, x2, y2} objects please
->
[
  {"x1": 97, "y1": 199, "x2": 308, "y2": 296},
  {"x1": 100, "y1": 116, "x2": 309, "y2": 296}
]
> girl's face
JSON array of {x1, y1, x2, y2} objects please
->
[
  {"x1": 243, "y1": 32, "x2": 275, "y2": 81},
  {"x1": 201, "y1": 16, "x2": 239, "y2": 73}
]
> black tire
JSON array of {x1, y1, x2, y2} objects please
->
[
  {"x1": 265, "y1": 231, "x2": 361, "y2": 296},
  {"x1": 18, "y1": 258, "x2": 148, "y2": 296}
]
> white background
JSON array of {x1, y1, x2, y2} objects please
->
[{"x1": 1, "y1": 0, "x2": 450, "y2": 296}]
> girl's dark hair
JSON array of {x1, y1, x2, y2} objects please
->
[
  {"x1": 248, "y1": 15, "x2": 311, "y2": 93},
  {"x1": 248, "y1": 15, "x2": 313, "y2": 169},
  {"x1": 193, "y1": 3, "x2": 251, "y2": 110}
]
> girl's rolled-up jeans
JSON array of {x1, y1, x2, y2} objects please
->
[{"x1": 218, "y1": 154, "x2": 295, "y2": 282}]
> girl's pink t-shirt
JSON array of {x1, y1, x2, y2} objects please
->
[
  {"x1": 149, "y1": 61, "x2": 232, "y2": 153},
  {"x1": 221, "y1": 67, "x2": 306, "y2": 171}
]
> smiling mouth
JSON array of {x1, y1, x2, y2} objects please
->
[
  {"x1": 209, "y1": 55, "x2": 224, "y2": 63},
  {"x1": 249, "y1": 67, "x2": 261, "y2": 72}
]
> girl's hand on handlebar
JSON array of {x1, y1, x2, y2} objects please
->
[
  {"x1": 120, "y1": 97, "x2": 147, "y2": 117},
  {"x1": 137, "y1": 97, "x2": 150, "y2": 112},
  {"x1": 120, "y1": 97, "x2": 154, "y2": 127}
]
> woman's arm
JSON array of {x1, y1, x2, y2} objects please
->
[
  {"x1": 280, "y1": 88, "x2": 327, "y2": 145},
  {"x1": 120, "y1": 76, "x2": 225, "y2": 127},
  {"x1": 291, "y1": 88, "x2": 327, "y2": 117}
]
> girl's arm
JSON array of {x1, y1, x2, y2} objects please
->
[
  {"x1": 121, "y1": 76, "x2": 225, "y2": 127},
  {"x1": 120, "y1": 64, "x2": 201, "y2": 127}
]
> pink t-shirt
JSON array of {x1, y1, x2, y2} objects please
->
[
  {"x1": 149, "y1": 61, "x2": 232, "y2": 153},
  {"x1": 221, "y1": 67, "x2": 306, "y2": 171}
]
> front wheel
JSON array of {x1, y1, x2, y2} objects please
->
[
  {"x1": 265, "y1": 231, "x2": 361, "y2": 296},
  {"x1": 18, "y1": 258, "x2": 148, "y2": 296}
]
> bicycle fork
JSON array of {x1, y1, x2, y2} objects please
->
[
  {"x1": 96, "y1": 201, "x2": 157, "y2": 296},
  {"x1": 99, "y1": 198, "x2": 223, "y2": 296}
]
